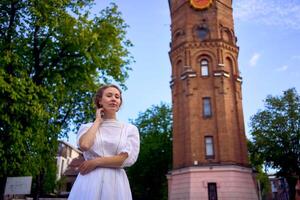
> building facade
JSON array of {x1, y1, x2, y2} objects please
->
[
  {"x1": 269, "y1": 176, "x2": 289, "y2": 200},
  {"x1": 56, "y1": 140, "x2": 83, "y2": 194},
  {"x1": 167, "y1": 0, "x2": 258, "y2": 199},
  {"x1": 57, "y1": 140, "x2": 82, "y2": 181}
]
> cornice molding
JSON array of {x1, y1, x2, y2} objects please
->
[{"x1": 170, "y1": 40, "x2": 238, "y2": 57}]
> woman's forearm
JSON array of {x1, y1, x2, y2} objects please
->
[
  {"x1": 95, "y1": 152, "x2": 128, "y2": 168},
  {"x1": 79, "y1": 153, "x2": 129, "y2": 175}
]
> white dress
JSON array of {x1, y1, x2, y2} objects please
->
[{"x1": 68, "y1": 119, "x2": 140, "y2": 200}]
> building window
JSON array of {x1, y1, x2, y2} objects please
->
[
  {"x1": 196, "y1": 27, "x2": 209, "y2": 40},
  {"x1": 222, "y1": 29, "x2": 233, "y2": 44},
  {"x1": 61, "y1": 159, "x2": 65, "y2": 176},
  {"x1": 176, "y1": 59, "x2": 182, "y2": 77},
  {"x1": 203, "y1": 97, "x2": 212, "y2": 117},
  {"x1": 205, "y1": 136, "x2": 214, "y2": 158},
  {"x1": 225, "y1": 57, "x2": 237, "y2": 75},
  {"x1": 200, "y1": 59, "x2": 209, "y2": 76},
  {"x1": 208, "y1": 183, "x2": 218, "y2": 200}
]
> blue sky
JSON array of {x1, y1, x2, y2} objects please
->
[{"x1": 67, "y1": 0, "x2": 300, "y2": 145}]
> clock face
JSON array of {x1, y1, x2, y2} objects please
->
[{"x1": 190, "y1": 0, "x2": 213, "y2": 10}]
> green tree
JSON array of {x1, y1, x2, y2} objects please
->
[
  {"x1": 249, "y1": 88, "x2": 300, "y2": 200},
  {"x1": 248, "y1": 140, "x2": 271, "y2": 200},
  {"x1": 127, "y1": 103, "x2": 173, "y2": 200},
  {"x1": 0, "y1": 0, "x2": 133, "y2": 198}
]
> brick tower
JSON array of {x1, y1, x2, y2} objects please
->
[{"x1": 167, "y1": 0, "x2": 259, "y2": 199}]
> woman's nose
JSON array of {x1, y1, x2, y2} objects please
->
[{"x1": 111, "y1": 96, "x2": 117, "y2": 101}]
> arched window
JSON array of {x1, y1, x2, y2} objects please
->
[
  {"x1": 222, "y1": 30, "x2": 233, "y2": 43},
  {"x1": 173, "y1": 29, "x2": 184, "y2": 40},
  {"x1": 196, "y1": 27, "x2": 209, "y2": 40},
  {"x1": 176, "y1": 60, "x2": 183, "y2": 76},
  {"x1": 225, "y1": 57, "x2": 235, "y2": 75},
  {"x1": 200, "y1": 59, "x2": 209, "y2": 76}
]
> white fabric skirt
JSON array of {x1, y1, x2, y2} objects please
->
[{"x1": 68, "y1": 167, "x2": 132, "y2": 200}]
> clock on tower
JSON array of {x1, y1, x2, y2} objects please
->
[{"x1": 190, "y1": 0, "x2": 213, "y2": 10}]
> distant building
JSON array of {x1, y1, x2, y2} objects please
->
[
  {"x1": 269, "y1": 176, "x2": 289, "y2": 200},
  {"x1": 56, "y1": 140, "x2": 83, "y2": 194}
]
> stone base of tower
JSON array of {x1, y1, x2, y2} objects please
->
[{"x1": 167, "y1": 165, "x2": 258, "y2": 200}]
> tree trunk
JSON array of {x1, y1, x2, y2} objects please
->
[
  {"x1": 0, "y1": 177, "x2": 6, "y2": 200},
  {"x1": 287, "y1": 175, "x2": 297, "y2": 200}
]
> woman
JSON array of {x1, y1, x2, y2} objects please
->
[{"x1": 68, "y1": 84, "x2": 140, "y2": 200}]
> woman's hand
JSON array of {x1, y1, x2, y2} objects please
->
[
  {"x1": 95, "y1": 108, "x2": 104, "y2": 122},
  {"x1": 79, "y1": 159, "x2": 98, "y2": 175}
]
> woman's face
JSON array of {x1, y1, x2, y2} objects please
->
[{"x1": 99, "y1": 87, "x2": 121, "y2": 113}]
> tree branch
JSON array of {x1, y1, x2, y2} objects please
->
[{"x1": 5, "y1": 0, "x2": 19, "y2": 74}]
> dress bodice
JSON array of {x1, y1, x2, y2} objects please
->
[{"x1": 82, "y1": 120, "x2": 125, "y2": 160}]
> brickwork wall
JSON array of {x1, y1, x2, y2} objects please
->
[{"x1": 169, "y1": 0, "x2": 249, "y2": 169}]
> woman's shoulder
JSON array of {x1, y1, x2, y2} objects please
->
[
  {"x1": 82, "y1": 122, "x2": 94, "y2": 126},
  {"x1": 76, "y1": 122, "x2": 93, "y2": 136},
  {"x1": 122, "y1": 122, "x2": 138, "y2": 132},
  {"x1": 120, "y1": 121, "x2": 133, "y2": 127},
  {"x1": 79, "y1": 122, "x2": 93, "y2": 129}
]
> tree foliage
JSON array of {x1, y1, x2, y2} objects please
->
[
  {"x1": 127, "y1": 103, "x2": 172, "y2": 200},
  {"x1": 0, "y1": 0, "x2": 133, "y2": 196},
  {"x1": 248, "y1": 140, "x2": 271, "y2": 200},
  {"x1": 249, "y1": 88, "x2": 300, "y2": 200}
]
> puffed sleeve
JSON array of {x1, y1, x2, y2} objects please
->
[
  {"x1": 76, "y1": 123, "x2": 93, "y2": 147},
  {"x1": 119, "y1": 124, "x2": 140, "y2": 168}
]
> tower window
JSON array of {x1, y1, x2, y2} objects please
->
[
  {"x1": 200, "y1": 59, "x2": 209, "y2": 76},
  {"x1": 208, "y1": 182, "x2": 218, "y2": 200},
  {"x1": 205, "y1": 136, "x2": 214, "y2": 158},
  {"x1": 196, "y1": 27, "x2": 209, "y2": 40},
  {"x1": 222, "y1": 29, "x2": 233, "y2": 44},
  {"x1": 203, "y1": 97, "x2": 212, "y2": 117}
]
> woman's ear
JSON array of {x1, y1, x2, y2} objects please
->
[{"x1": 98, "y1": 99, "x2": 102, "y2": 108}]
